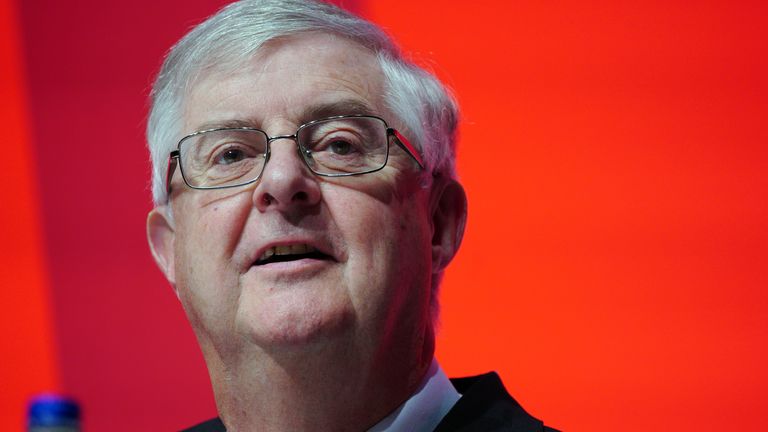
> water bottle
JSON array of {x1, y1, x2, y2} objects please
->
[{"x1": 27, "y1": 394, "x2": 81, "y2": 432}]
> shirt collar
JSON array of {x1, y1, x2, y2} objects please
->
[{"x1": 367, "y1": 359, "x2": 461, "y2": 432}]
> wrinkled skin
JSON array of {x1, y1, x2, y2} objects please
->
[{"x1": 147, "y1": 33, "x2": 466, "y2": 431}]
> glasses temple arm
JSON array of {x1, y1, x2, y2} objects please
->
[
  {"x1": 166, "y1": 151, "x2": 180, "y2": 195},
  {"x1": 389, "y1": 129, "x2": 425, "y2": 169}
]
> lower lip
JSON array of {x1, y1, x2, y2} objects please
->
[{"x1": 249, "y1": 257, "x2": 334, "y2": 275}]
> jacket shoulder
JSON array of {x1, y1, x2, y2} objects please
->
[
  {"x1": 180, "y1": 417, "x2": 225, "y2": 432},
  {"x1": 435, "y1": 372, "x2": 560, "y2": 432}
]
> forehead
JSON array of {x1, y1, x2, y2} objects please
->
[{"x1": 183, "y1": 33, "x2": 386, "y2": 133}]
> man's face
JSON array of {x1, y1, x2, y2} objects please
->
[{"x1": 152, "y1": 33, "x2": 438, "y2": 363}]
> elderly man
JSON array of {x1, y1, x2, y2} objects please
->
[{"x1": 146, "y1": 1, "x2": 557, "y2": 431}]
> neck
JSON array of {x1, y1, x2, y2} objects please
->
[{"x1": 203, "y1": 326, "x2": 435, "y2": 432}]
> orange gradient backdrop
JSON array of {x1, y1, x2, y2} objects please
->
[
  {"x1": 3, "y1": 0, "x2": 767, "y2": 430},
  {"x1": 366, "y1": 2, "x2": 768, "y2": 430}
]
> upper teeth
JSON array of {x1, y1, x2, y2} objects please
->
[{"x1": 259, "y1": 244, "x2": 317, "y2": 260}]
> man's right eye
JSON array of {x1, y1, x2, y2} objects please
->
[{"x1": 214, "y1": 146, "x2": 249, "y2": 165}]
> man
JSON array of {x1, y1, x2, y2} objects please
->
[{"x1": 146, "y1": 1, "x2": 557, "y2": 431}]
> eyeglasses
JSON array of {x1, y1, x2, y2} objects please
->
[{"x1": 166, "y1": 115, "x2": 424, "y2": 193}]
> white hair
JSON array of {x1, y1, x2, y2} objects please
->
[
  {"x1": 147, "y1": 0, "x2": 459, "y2": 206},
  {"x1": 147, "y1": 0, "x2": 460, "y2": 318}
]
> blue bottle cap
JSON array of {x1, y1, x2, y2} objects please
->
[{"x1": 27, "y1": 394, "x2": 81, "y2": 427}]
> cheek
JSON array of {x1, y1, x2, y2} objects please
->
[
  {"x1": 171, "y1": 195, "x2": 251, "y2": 331},
  {"x1": 174, "y1": 191, "x2": 251, "y2": 263},
  {"x1": 329, "y1": 185, "x2": 433, "y2": 313}
]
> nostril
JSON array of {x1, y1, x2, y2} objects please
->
[{"x1": 293, "y1": 191, "x2": 308, "y2": 202}]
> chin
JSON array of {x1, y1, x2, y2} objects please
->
[{"x1": 236, "y1": 292, "x2": 356, "y2": 348}]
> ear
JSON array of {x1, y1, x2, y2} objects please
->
[
  {"x1": 147, "y1": 205, "x2": 178, "y2": 296},
  {"x1": 429, "y1": 177, "x2": 468, "y2": 274}
]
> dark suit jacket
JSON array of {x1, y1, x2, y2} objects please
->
[{"x1": 182, "y1": 373, "x2": 559, "y2": 432}]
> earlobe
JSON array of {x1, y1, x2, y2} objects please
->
[
  {"x1": 147, "y1": 206, "x2": 178, "y2": 291},
  {"x1": 430, "y1": 178, "x2": 468, "y2": 273}
]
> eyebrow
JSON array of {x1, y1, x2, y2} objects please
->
[
  {"x1": 194, "y1": 118, "x2": 258, "y2": 131},
  {"x1": 300, "y1": 99, "x2": 378, "y2": 123},
  {"x1": 190, "y1": 99, "x2": 380, "y2": 133}
]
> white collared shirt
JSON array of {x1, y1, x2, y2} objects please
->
[{"x1": 367, "y1": 359, "x2": 461, "y2": 432}]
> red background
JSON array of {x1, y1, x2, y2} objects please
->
[{"x1": 2, "y1": 0, "x2": 767, "y2": 430}]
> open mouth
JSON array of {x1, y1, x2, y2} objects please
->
[{"x1": 254, "y1": 244, "x2": 333, "y2": 266}]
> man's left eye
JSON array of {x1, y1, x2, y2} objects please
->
[{"x1": 328, "y1": 140, "x2": 353, "y2": 155}]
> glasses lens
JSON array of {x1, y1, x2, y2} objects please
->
[
  {"x1": 179, "y1": 129, "x2": 268, "y2": 188},
  {"x1": 297, "y1": 117, "x2": 388, "y2": 175}
]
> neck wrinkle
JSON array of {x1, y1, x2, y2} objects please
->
[{"x1": 208, "y1": 330, "x2": 435, "y2": 432}]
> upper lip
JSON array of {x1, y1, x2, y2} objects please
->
[{"x1": 251, "y1": 238, "x2": 336, "y2": 266}]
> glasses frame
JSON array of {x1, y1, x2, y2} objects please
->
[{"x1": 166, "y1": 114, "x2": 424, "y2": 194}]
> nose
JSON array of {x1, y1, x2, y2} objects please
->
[{"x1": 253, "y1": 137, "x2": 321, "y2": 213}]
